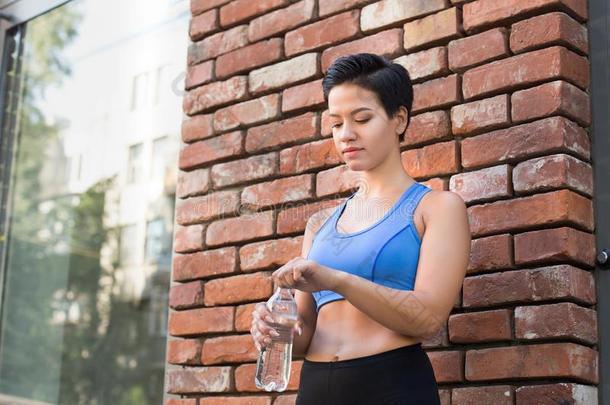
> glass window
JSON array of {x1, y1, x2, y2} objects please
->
[
  {"x1": 150, "y1": 136, "x2": 169, "y2": 180},
  {"x1": 145, "y1": 217, "x2": 171, "y2": 264},
  {"x1": 0, "y1": 0, "x2": 186, "y2": 403},
  {"x1": 127, "y1": 142, "x2": 143, "y2": 183}
]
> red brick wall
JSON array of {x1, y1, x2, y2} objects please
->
[{"x1": 166, "y1": 0, "x2": 599, "y2": 403}]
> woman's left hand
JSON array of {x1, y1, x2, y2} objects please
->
[{"x1": 271, "y1": 257, "x2": 342, "y2": 293}]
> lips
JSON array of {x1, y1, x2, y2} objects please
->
[{"x1": 343, "y1": 148, "x2": 363, "y2": 153}]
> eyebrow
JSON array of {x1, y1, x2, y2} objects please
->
[{"x1": 328, "y1": 107, "x2": 373, "y2": 117}]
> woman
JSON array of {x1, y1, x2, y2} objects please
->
[{"x1": 250, "y1": 53, "x2": 471, "y2": 404}]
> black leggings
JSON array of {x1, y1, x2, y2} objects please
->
[{"x1": 295, "y1": 343, "x2": 441, "y2": 405}]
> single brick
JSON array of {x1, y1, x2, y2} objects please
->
[
  {"x1": 172, "y1": 247, "x2": 238, "y2": 281},
  {"x1": 210, "y1": 152, "x2": 277, "y2": 188},
  {"x1": 448, "y1": 309, "x2": 512, "y2": 343},
  {"x1": 402, "y1": 140, "x2": 460, "y2": 179},
  {"x1": 185, "y1": 60, "x2": 214, "y2": 89},
  {"x1": 404, "y1": 110, "x2": 452, "y2": 146},
  {"x1": 451, "y1": 94, "x2": 510, "y2": 136},
  {"x1": 203, "y1": 272, "x2": 273, "y2": 305},
  {"x1": 176, "y1": 168, "x2": 210, "y2": 199},
  {"x1": 452, "y1": 385, "x2": 514, "y2": 405},
  {"x1": 235, "y1": 302, "x2": 257, "y2": 332},
  {"x1": 468, "y1": 234, "x2": 513, "y2": 274},
  {"x1": 206, "y1": 210, "x2": 274, "y2": 246},
  {"x1": 248, "y1": 52, "x2": 318, "y2": 95},
  {"x1": 449, "y1": 27, "x2": 509, "y2": 71},
  {"x1": 282, "y1": 78, "x2": 325, "y2": 112},
  {"x1": 427, "y1": 350, "x2": 464, "y2": 383},
  {"x1": 201, "y1": 334, "x2": 258, "y2": 364},
  {"x1": 213, "y1": 93, "x2": 280, "y2": 132},
  {"x1": 239, "y1": 237, "x2": 302, "y2": 272},
  {"x1": 280, "y1": 138, "x2": 341, "y2": 174},
  {"x1": 183, "y1": 76, "x2": 248, "y2": 115},
  {"x1": 166, "y1": 338, "x2": 202, "y2": 365},
  {"x1": 189, "y1": 9, "x2": 218, "y2": 41},
  {"x1": 394, "y1": 46, "x2": 449, "y2": 82},
  {"x1": 515, "y1": 302, "x2": 597, "y2": 344},
  {"x1": 241, "y1": 174, "x2": 314, "y2": 210},
  {"x1": 169, "y1": 280, "x2": 205, "y2": 310},
  {"x1": 181, "y1": 113, "x2": 214, "y2": 143},
  {"x1": 449, "y1": 164, "x2": 511, "y2": 203},
  {"x1": 360, "y1": 0, "x2": 446, "y2": 32},
  {"x1": 175, "y1": 190, "x2": 240, "y2": 225},
  {"x1": 412, "y1": 74, "x2": 461, "y2": 113},
  {"x1": 514, "y1": 226, "x2": 596, "y2": 268},
  {"x1": 285, "y1": 10, "x2": 360, "y2": 57},
  {"x1": 403, "y1": 7, "x2": 462, "y2": 52},
  {"x1": 168, "y1": 307, "x2": 234, "y2": 337},
  {"x1": 511, "y1": 80, "x2": 590, "y2": 126},
  {"x1": 513, "y1": 153, "x2": 593, "y2": 197},
  {"x1": 174, "y1": 224, "x2": 205, "y2": 253},
  {"x1": 166, "y1": 367, "x2": 231, "y2": 394},
  {"x1": 510, "y1": 12, "x2": 588, "y2": 55}
]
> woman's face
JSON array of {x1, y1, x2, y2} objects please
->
[{"x1": 327, "y1": 83, "x2": 406, "y2": 171}]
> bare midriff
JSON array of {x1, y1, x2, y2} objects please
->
[{"x1": 304, "y1": 299, "x2": 421, "y2": 362}]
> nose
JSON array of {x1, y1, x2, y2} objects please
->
[{"x1": 337, "y1": 121, "x2": 357, "y2": 141}]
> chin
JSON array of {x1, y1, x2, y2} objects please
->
[{"x1": 345, "y1": 162, "x2": 368, "y2": 171}]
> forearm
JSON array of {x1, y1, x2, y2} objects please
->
[{"x1": 333, "y1": 270, "x2": 442, "y2": 338}]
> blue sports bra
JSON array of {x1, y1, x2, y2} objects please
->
[{"x1": 306, "y1": 181, "x2": 432, "y2": 312}]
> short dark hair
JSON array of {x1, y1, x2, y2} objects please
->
[{"x1": 322, "y1": 53, "x2": 413, "y2": 143}]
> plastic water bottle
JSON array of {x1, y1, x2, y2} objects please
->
[{"x1": 254, "y1": 287, "x2": 298, "y2": 392}]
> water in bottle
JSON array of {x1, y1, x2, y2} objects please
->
[{"x1": 254, "y1": 287, "x2": 298, "y2": 392}]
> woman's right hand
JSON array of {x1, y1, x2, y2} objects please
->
[
  {"x1": 250, "y1": 302, "x2": 303, "y2": 351},
  {"x1": 250, "y1": 302, "x2": 280, "y2": 351}
]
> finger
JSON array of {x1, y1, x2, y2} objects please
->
[
  {"x1": 282, "y1": 269, "x2": 296, "y2": 288},
  {"x1": 293, "y1": 265, "x2": 305, "y2": 283},
  {"x1": 293, "y1": 319, "x2": 303, "y2": 335}
]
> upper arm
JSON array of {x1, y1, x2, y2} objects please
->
[
  {"x1": 412, "y1": 191, "x2": 471, "y2": 335},
  {"x1": 294, "y1": 208, "x2": 334, "y2": 328}
]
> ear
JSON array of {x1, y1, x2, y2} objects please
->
[{"x1": 395, "y1": 106, "x2": 409, "y2": 135}]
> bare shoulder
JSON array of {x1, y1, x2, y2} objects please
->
[{"x1": 420, "y1": 189, "x2": 467, "y2": 224}]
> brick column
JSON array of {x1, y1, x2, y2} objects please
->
[{"x1": 165, "y1": 0, "x2": 598, "y2": 404}]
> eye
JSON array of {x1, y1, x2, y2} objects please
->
[{"x1": 331, "y1": 119, "x2": 369, "y2": 129}]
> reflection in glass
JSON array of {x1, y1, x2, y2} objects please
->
[{"x1": 0, "y1": 0, "x2": 188, "y2": 403}]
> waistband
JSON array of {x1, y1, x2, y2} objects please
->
[{"x1": 302, "y1": 342, "x2": 423, "y2": 369}]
